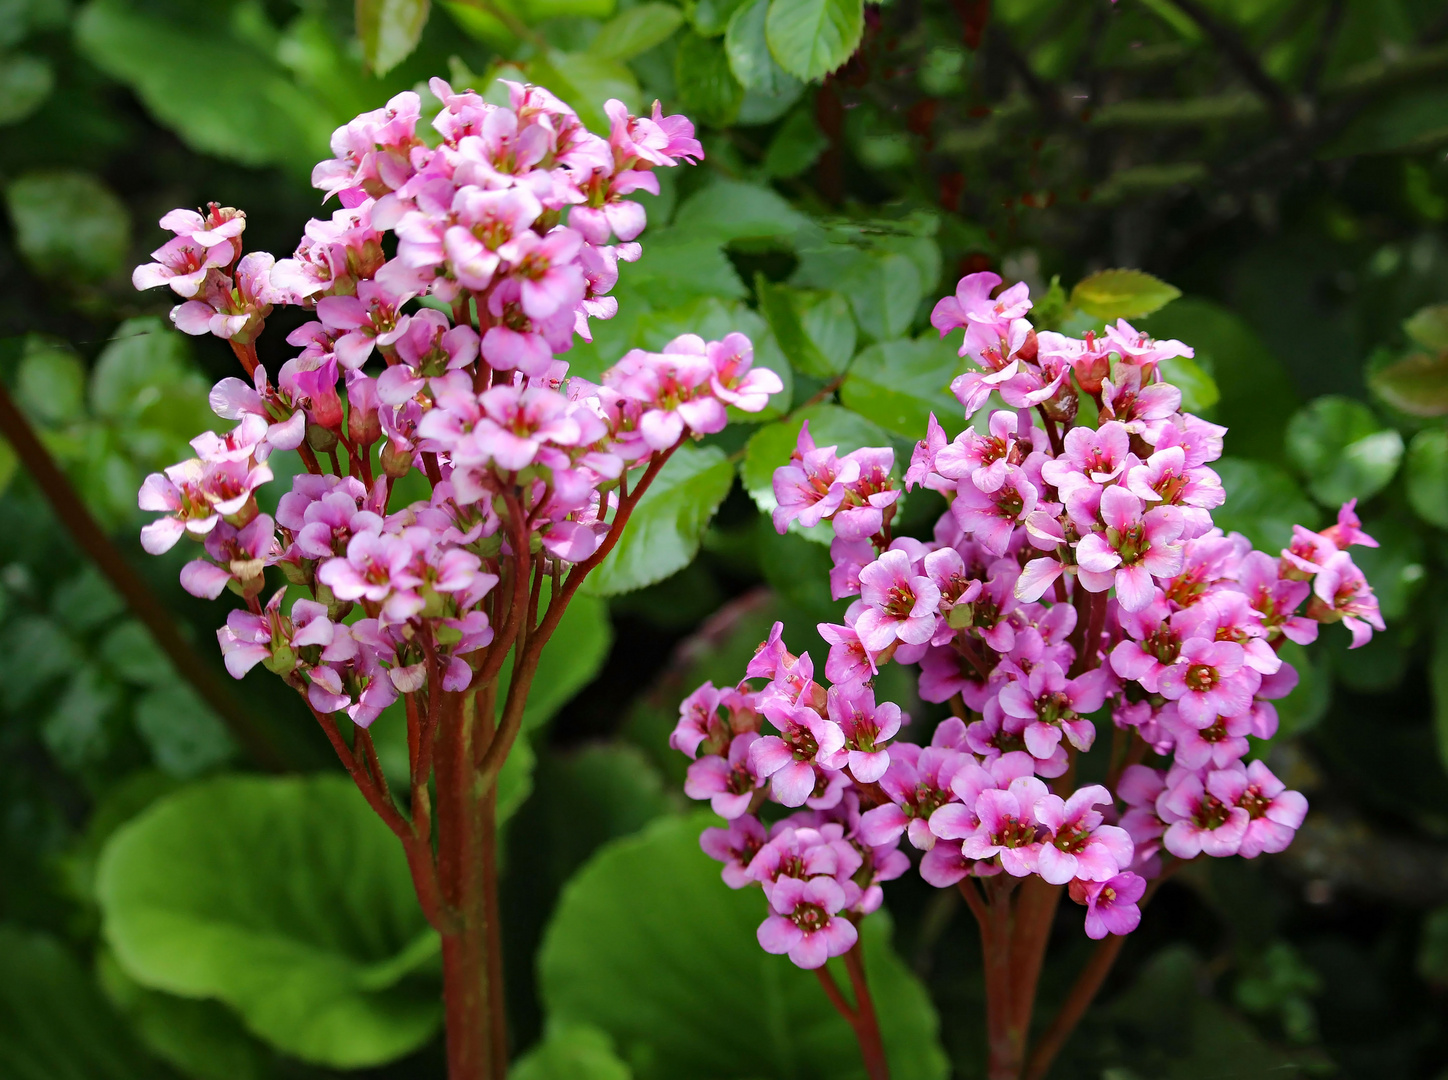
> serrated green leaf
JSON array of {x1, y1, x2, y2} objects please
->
[
  {"x1": 725, "y1": 0, "x2": 799, "y2": 96},
  {"x1": 589, "y1": 2, "x2": 683, "y2": 60},
  {"x1": 356, "y1": 0, "x2": 430, "y2": 76},
  {"x1": 756, "y1": 277, "x2": 854, "y2": 377},
  {"x1": 0, "y1": 926, "x2": 164, "y2": 1080},
  {"x1": 97, "y1": 775, "x2": 441, "y2": 1068},
  {"x1": 1369, "y1": 350, "x2": 1448, "y2": 418},
  {"x1": 1404, "y1": 304, "x2": 1448, "y2": 352},
  {"x1": 0, "y1": 51, "x2": 52, "y2": 125},
  {"x1": 586, "y1": 444, "x2": 736, "y2": 595},
  {"x1": 1285, "y1": 396, "x2": 1403, "y2": 507},
  {"x1": 5, "y1": 169, "x2": 130, "y2": 282},
  {"x1": 673, "y1": 177, "x2": 808, "y2": 243},
  {"x1": 843, "y1": 250, "x2": 923, "y2": 341},
  {"x1": 538, "y1": 813, "x2": 949, "y2": 1080},
  {"x1": 839, "y1": 336, "x2": 961, "y2": 438},
  {"x1": 1406, "y1": 428, "x2": 1448, "y2": 529},
  {"x1": 1159, "y1": 354, "x2": 1219, "y2": 414},
  {"x1": 762, "y1": 106, "x2": 827, "y2": 177},
  {"x1": 76, "y1": 0, "x2": 335, "y2": 170},
  {"x1": 674, "y1": 29, "x2": 744, "y2": 127},
  {"x1": 764, "y1": 0, "x2": 864, "y2": 82},
  {"x1": 1070, "y1": 268, "x2": 1180, "y2": 321},
  {"x1": 621, "y1": 230, "x2": 747, "y2": 305}
]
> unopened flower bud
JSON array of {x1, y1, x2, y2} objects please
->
[{"x1": 345, "y1": 370, "x2": 382, "y2": 447}]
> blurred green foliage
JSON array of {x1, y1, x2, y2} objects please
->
[{"x1": 2, "y1": 0, "x2": 1448, "y2": 1076}]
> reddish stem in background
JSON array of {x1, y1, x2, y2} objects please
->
[
  {"x1": 815, "y1": 943, "x2": 891, "y2": 1080},
  {"x1": 0, "y1": 379, "x2": 287, "y2": 770}
]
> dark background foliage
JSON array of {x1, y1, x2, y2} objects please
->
[{"x1": 2, "y1": 0, "x2": 1447, "y2": 1077}]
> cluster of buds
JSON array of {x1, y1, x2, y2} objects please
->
[
  {"x1": 674, "y1": 270, "x2": 1380, "y2": 968},
  {"x1": 133, "y1": 81, "x2": 781, "y2": 733}
]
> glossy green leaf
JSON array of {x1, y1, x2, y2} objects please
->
[
  {"x1": 538, "y1": 813, "x2": 949, "y2": 1080},
  {"x1": 756, "y1": 277, "x2": 855, "y2": 377},
  {"x1": 1142, "y1": 298, "x2": 1297, "y2": 463},
  {"x1": 765, "y1": 0, "x2": 864, "y2": 82},
  {"x1": 1069, "y1": 268, "x2": 1181, "y2": 321},
  {"x1": 590, "y1": 2, "x2": 683, "y2": 60},
  {"x1": 1213, "y1": 457, "x2": 1320, "y2": 552},
  {"x1": 0, "y1": 925, "x2": 163, "y2": 1080},
  {"x1": 1369, "y1": 350, "x2": 1448, "y2": 418},
  {"x1": 797, "y1": 245, "x2": 926, "y2": 342},
  {"x1": 132, "y1": 685, "x2": 236, "y2": 779},
  {"x1": 356, "y1": 0, "x2": 430, "y2": 76},
  {"x1": 1405, "y1": 428, "x2": 1448, "y2": 529},
  {"x1": 0, "y1": 51, "x2": 52, "y2": 125},
  {"x1": 690, "y1": 0, "x2": 750, "y2": 36},
  {"x1": 1285, "y1": 396, "x2": 1403, "y2": 507},
  {"x1": 97, "y1": 774, "x2": 441, "y2": 1068},
  {"x1": 16, "y1": 337, "x2": 86, "y2": 425},
  {"x1": 1159, "y1": 355, "x2": 1220, "y2": 414},
  {"x1": 531, "y1": 50, "x2": 639, "y2": 131},
  {"x1": 99, "y1": 948, "x2": 270, "y2": 1080},
  {"x1": 726, "y1": 0, "x2": 800, "y2": 96},
  {"x1": 513, "y1": 1022, "x2": 633, "y2": 1080},
  {"x1": 76, "y1": 0, "x2": 335, "y2": 169},
  {"x1": 5, "y1": 169, "x2": 130, "y2": 282},
  {"x1": 763, "y1": 107, "x2": 828, "y2": 178},
  {"x1": 504, "y1": 587, "x2": 613, "y2": 732},
  {"x1": 741, "y1": 403, "x2": 892, "y2": 540},
  {"x1": 1404, "y1": 304, "x2": 1448, "y2": 352},
  {"x1": 586, "y1": 444, "x2": 736, "y2": 595},
  {"x1": 674, "y1": 178, "x2": 808, "y2": 244},
  {"x1": 622, "y1": 230, "x2": 747, "y2": 305},
  {"x1": 840, "y1": 336, "x2": 961, "y2": 438},
  {"x1": 673, "y1": 30, "x2": 744, "y2": 127}
]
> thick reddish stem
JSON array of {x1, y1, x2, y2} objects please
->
[
  {"x1": 1005, "y1": 876, "x2": 1063, "y2": 1058},
  {"x1": 981, "y1": 884, "x2": 1019, "y2": 1080},
  {"x1": 843, "y1": 944, "x2": 891, "y2": 1080}
]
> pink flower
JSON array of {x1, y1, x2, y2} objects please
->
[
  {"x1": 316, "y1": 279, "x2": 412, "y2": 369},
  {"x1": 701, "y1": 815, "x2": 767, "y2": 888},
  {"x1": 1158, "y1": 769, "x2": 1249, "y2": 858},
  {"x1": 707, "y1": 332, "x2": 781, "y2": 411},
  {"x1": 1080, "y1": 872, "x2": 1146, "y2": 939},
  {"x1": 962, "y1": 776, "x2": 1049, "y2": 876},
  {"x1": 1212, "y1": 760, "x2": 1308, "y2": 858},
  {"x1": 132, "y1": 208, "x2": 239, "y2": 297},
  {"x1": 1033, "y1": 784, "x2": 1134, "y2": 884},
  {"x1": 996, "y1": 661, "x2": 1107, "y2": 760},
  {"x1": 1308, "y1": 549, "x2": 1384, "y2": 648},
  {"x1": 749, "y1": 699, "x2": 845, "y2": 807},
  {"x1": 853, "y1": 549, "x2": 942, "y2": 652},
  {"x1": 1157, "y1": 639, "x2": 1259, "y2": 727},
  {"x1": 771, "y1": 421, "x2": 861, "y2": 532},
  {"x1": 825, "y1": 680, "x2": 903, "y2": 782},
  {"x1": 1074, "y1": 486, "x2": 1184, "y2": 612},
  {"x1": 684, "y1": 733, "x2": 763, "y2": 818},
  {"x1": 756, "y1": 875, "x2": 858, "y2": 969},
  {"x1": 952, "y1": 466, "x2": 1038, "y2": 556},
  {"x1": 859, "y1": 744, "x2": 968, "y2": 850}
]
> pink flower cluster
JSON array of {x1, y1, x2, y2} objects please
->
[
  {"x1": 676, "y1": 270, "x2": 1381, "y2": 965},
  {"x1": 133, "y1": 83, "x2": 780, "y2": 727}
]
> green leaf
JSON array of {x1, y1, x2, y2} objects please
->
[
  {"x1": 1404, "y1": 304, "x2": 1448, "y2": 352},
  {"x1": 133, "y1": 685, "x2": 236, "y2": 779},
  {"x1": 673, "y1": 178, "x2": 808, "y2": 243},
  {"x1": 1141, "y1": 298, "x2": 1298, "y2": 463},
  {"x1": 690, "y1": 0, "x2": 749, "y2": 35},
  {"x1": 1285, "y1": 396, "x2": 1403, "y2": 507},
  {"x1": 794, "y1": 244, "x2": 926, "y2": 342},
  {"x1": 1213, "y1": 457, "x2": 1321, "y2": 552},
  {"x1": 0, "y1": 925, "x2": 164, "y2": 1080},
  {"x1": 586, "y1": 444, "x2": 736, "y2": 595},
  {"x1": 1418, "y1": 907, "x2": 1448, "y2": 987},
  {"x1": 673, "y1": 30, "x2": 744, "y2": 127},
  {"x1": 99, "y1": 948, "x2": 271, "y2": 1080},
  {"x1": 76, "y1": 0, "x2": 335, "y2": 170},
  {"x1": 1158, "y1": 355, "x2": 1219, "y2": 414},
  {"x1": 16, "y1": 337, "x2": 86, "y2": 425},
  {"x1": 1069, "y1": 268, "x2": 1181, "y2": 321},
  {"x1": 1320, "y1": 86, "x2": 1448, "y2": 157},
  {"x1": 1270, "y1": 640, "x2": 1330, "y2": 739},
  {"x1": 1406, "y1": 428, "x2": 1448, "y2": 529},
  {"x1": 0, "y1": 435, "x2": 16, "y2": 497},
  {"x1": 1434, "y1": 617, "x2": 1448, "y2": 776},
  {"x1": 741, "y1": 402, "x2": 892, "y2": 539},
  {"x1": 538, "y1": 813, "x2": 949, "y2": 1080},
  {"x1": 726, "y1": 0, "x2": 800, "y2": 96},
  {"x1": 43, "y1": 664, "x2": 121, "y2": 770},
  {"x1": 756, "y1": 277, "x2": 855, "y2": 377},
  {"x1": 622, "y1": 230, "x2": 747, "y2": 305},
  {"x1": 504, "y1": 587, "x2": 613, "y2": 732},
  {"x1": 97, "y1": 774, "x2": 441, "y2": 1068},
  {"x1": 0, "y1": 614, "x2": 77, "y2": 710},
  {"x1": 356, "y1": 0, "x2": 431, "y2": 76},
  {"x1": 1369, "y1": 350, "x2": 1448, "y2": 418},
  {"x1": 533, "y1": 50, "x2": 640, "y2": 131},
  {"x1": 5, "y1": 170, "x2": 130, "y2": 282},
  {"x1": 100, "y1": 619, "x2": 173, "y2": 688},
  {"x1": 89, "y1": 318, "x2": 215, "y2": 463},
  {"x1": 0, "y1": 51, "x2": 52, "y2": 125},
  {"x1": 590, "y1": 2, "x2": 683, "y2": 60},
  {"x1": 840, "y1": 336, "x2": 962, "y2": 439},
  {"x1": 765, "y1": 0, "x2": 864, "y2": 82},
  {"x1": 513, "y1": 1022, "x2": 634, "y2": 1080},
  {"x1": 762, "y1": 107, "x2": 827, "y2": 178}
]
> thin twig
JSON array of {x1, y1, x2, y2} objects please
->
[{"x1": 0, "y1": 380, "x2": 287, "y2": 770}]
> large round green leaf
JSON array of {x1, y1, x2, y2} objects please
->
[
  {"x1": 1284, "y1": 396, "x2": 1403, "y2": 507},
  {"x1": 1213, "y1": 457, "x2": 1320, "y2": 552},
  {"x1": 97, "y1": 774, "x2": 440, "y2": 1068},
  {"x1": 0, "y1": 925, "x2": 165, "y2": 1080},
  {"x1": 765, "y1": 0, "x2": 864, "y2": 82},
  {"x1": 1069, "y1": 268, "x2": 1180, "y2": 321},
  {"x1": 538, "y1": 813, "x2": 948, "y2": 1080},
  {"x1": 1406, "y1": 428, "x2": 1448, "y2": 529},
  {"x1": 5, "y1": 170, "x2": 130, "y2": 282},
  {"x1": 586, "y1": 444, "x2": 736, "y2": 595},
  {"x1": 840, "y1": 336, "x2": 963, "y2": 439}
]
